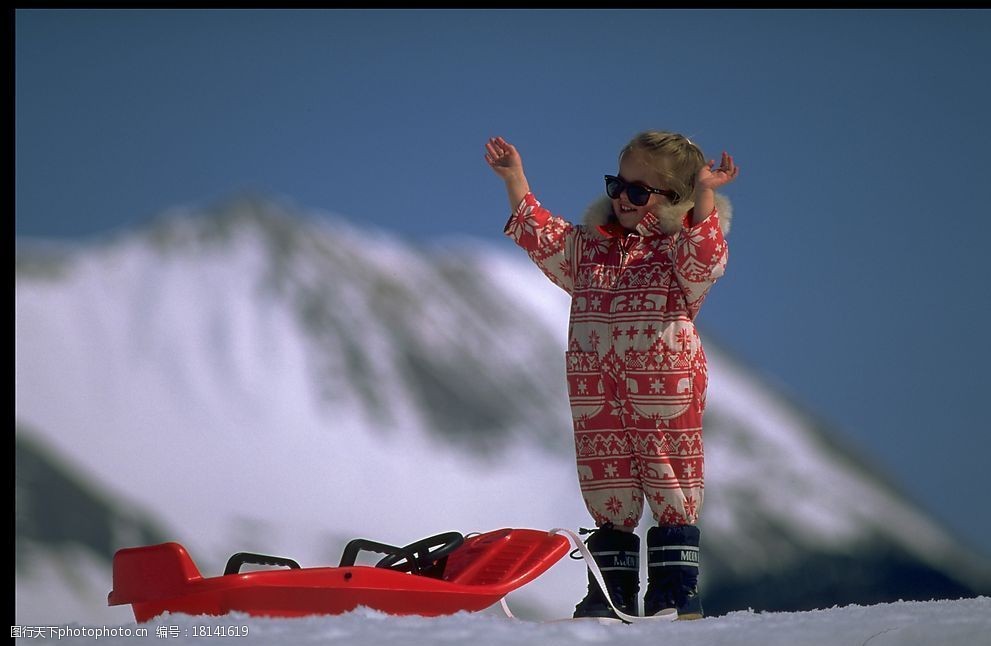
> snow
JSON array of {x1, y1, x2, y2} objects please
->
[{"x1": 28, "y1": 597, "x2": 991, "y2": 646}]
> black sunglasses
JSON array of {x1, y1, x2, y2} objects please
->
[{"x1": 604, "y1": 175, "x2": 678, "y2": 206}]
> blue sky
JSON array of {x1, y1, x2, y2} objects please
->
[{"x1": 15, "y1": 9, "x2": 991, "y2": 560}]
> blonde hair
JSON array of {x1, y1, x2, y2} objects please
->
[{"x1": 619, "y1": 130, "x2": 705, "y2": 205}]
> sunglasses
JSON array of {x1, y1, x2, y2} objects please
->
[{"x1": 604, "y1": 175, "x2": 678, "y2": 207}]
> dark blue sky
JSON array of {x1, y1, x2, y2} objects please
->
[{"x1": 15, "y1": 9, "x2": 991, "y2": 559}]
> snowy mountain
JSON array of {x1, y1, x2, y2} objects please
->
[{"x1": 14, "y1": 195, "x2": 991, "y2": 627}]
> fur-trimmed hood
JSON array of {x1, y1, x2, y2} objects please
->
[{"x1": 581, "y1": 192, "x2": 733, "y2": 238}]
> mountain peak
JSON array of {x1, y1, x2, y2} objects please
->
[{"x1": 141, "y1": 192, "x2": 322, "y2": 252}]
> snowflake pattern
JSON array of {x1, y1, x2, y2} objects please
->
[
  {"x1": 588, "y1": 237, "x2": 610, "y2": 256},
  {"x1": 684, "y1": 496, "x2": 698, "y2": 521},
  {"x1": 658, "y1": 504, "x2": 688, "y2": 526},
  {"x1": 504, "y1": 211, "x2": 533, "y2": 242}
]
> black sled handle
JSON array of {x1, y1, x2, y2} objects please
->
[
  {"x1": 338, "y1": 539, "x2": 422, "y2": 574},
  {"x1": 224, "y1": 552, "x2": 302, "y2": 575}
]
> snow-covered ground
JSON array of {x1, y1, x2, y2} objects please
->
[{"x1": 21, "y1": 597, "x2": 991, "y2": 646}]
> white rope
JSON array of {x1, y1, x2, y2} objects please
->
[{"x1": 497, "y1": 528, "x2": 678, "y2": 624}]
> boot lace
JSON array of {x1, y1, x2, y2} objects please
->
[{"x1": 569, "y1": 523, "x2": 614, "y2": 560}]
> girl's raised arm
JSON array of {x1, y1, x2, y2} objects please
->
[{"x1": 485, "y1": 136, "x2": 531, "y2": 211}]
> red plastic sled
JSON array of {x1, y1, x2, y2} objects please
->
[{"x1": 108, "y1": 528, "x2": 570, "y2": 622}]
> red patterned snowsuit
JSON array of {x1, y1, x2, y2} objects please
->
[{"x1": 505, "y1": 192, "x2": 729, "y2": 528}]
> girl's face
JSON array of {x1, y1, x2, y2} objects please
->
[{"x1": 612, "y1": 152, "x2": 672, "y2": 231}]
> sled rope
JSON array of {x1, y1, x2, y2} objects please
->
[{"x1": 498, "y1": 528, "x2": 677, "y2": 624}]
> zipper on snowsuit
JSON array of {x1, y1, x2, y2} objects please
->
[{"x1": 614, "y1": 233, "x2": 637, "y2": 289}]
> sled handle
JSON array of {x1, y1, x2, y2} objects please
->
[
  {"x1": 223, "y1": 552, "x2": 301, "y2": 575},
  {"x1": 338, "y1": 539, "x2": 422, "y2": 574}
]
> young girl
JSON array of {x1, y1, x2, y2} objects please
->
[{"x1": 485, "y1": 132, "x2": 738, "y2": 620}]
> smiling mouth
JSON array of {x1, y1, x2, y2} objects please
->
[{"x1": 619, "y1": 205, "x2": 637, "y2": 214}]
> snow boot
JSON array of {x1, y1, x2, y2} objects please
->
[
  {"x1": 643, "y1": 524, "x2": 704, "y2": 620},
  {"x1": 572, "y1": 523, "x2": 640, "y2": 620}
]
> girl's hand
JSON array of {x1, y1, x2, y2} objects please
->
[
  {"x1": 696, "y1": 151, "x2": 739, "y2": 192},
  {"x1": 485, "y1": 136, "x2": 524, "y2": 180}
]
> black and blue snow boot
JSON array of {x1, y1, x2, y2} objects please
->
[
  {"x1": 572, "y1": 523, "x2": 640, "y2": 620},
  {"x1": 643, "y1": 524, "x2": 704, "y2": 620}
]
